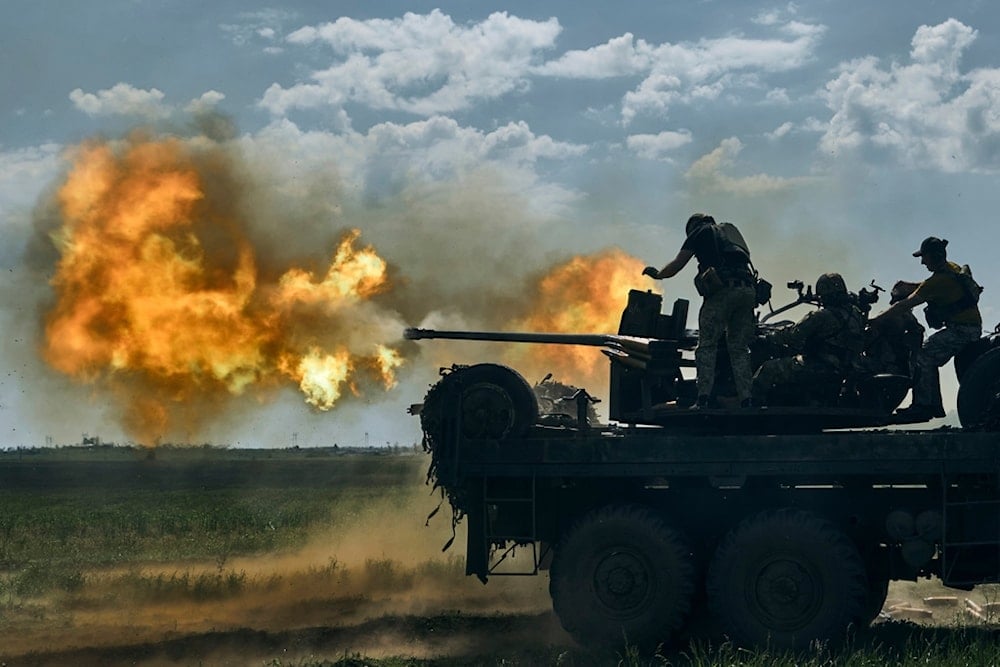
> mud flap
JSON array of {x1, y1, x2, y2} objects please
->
[{"x1": 465, "y1": 492, "x2": 489, "y2": 583}]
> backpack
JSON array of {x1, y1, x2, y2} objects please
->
[
  {"x1": 923, "y1": 264, "x2": 983, "y2": 328},
  {"x1": 956, "y1": 264, "x2": 984, "y2": 304},
  {"x1": 714, "y1": 222, "x2": 751, "y2": 266},
  {"x1": 710, "y1": 222, "x2": 771, "y2": 304}
]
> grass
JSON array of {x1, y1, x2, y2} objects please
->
[
  {"x1": 5, "y1": 448, "x2": 1000, "y2": 666},
  {"x1": 261, "y1": 624, "x2": 1000, "y2": 666},
  {"x1": 0, "y1": 453, "x2": 427, "y2": 609}
]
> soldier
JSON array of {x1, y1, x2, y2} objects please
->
[
  {"x1": 752, "y1": 273, "x2": 865, "y2": 407},
  {"x1": 862, "y1": 281, "x2": 925, "y2": 378},
  {"x1": 643, "y1": 213, "x2": 755, "y2": 409},
  {"x1": 872, "y1": 237, "x2": 983, "y2": 420}
]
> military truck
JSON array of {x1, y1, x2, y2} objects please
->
[{"x1": 406, "y1": 284, "x2": 1000, "y2": 651}]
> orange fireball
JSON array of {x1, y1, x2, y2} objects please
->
[
  {"x1": 507, "y1": 248, "x2": 657, "y2": 389},
  {"x1": 41, "y1": 133, "x2": 403, "y2": 443}
]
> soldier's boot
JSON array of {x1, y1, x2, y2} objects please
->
[
  {"x1": 895, "y1": 403, "x2": 945, "y2": 419},
  {"x1": 690, "y1": 394, "x2": 710, "y2": 411}
]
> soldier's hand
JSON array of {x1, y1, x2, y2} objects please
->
[{"x1": 642, "y1": 266, "x2": 660, "y2": 279}]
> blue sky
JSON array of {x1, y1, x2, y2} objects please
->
[{"x1": 2, "y1": 1, "x2": 1000, "y2": 447}]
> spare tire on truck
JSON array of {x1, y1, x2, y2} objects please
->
[{"x1": 420, "y1": 363, "x2": 538, "y2": 444}]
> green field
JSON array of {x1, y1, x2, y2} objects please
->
[{"x1": 2, "y1": 446, "x2": 1000, "y2": 666}]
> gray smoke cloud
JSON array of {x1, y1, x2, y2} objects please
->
[{"x1": 2, "y1": 119, "x2": 885, "y2": 448}]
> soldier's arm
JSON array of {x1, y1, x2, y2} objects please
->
[
  {"x1": 644, "y1": 248, "x2": 695, "y2": 280},
  {"x1": 771, "y1": 310, "x2": 827, "y2": 352},
  {"x1": 873, "y1": 288, "x2": 927, "y2": 322}
]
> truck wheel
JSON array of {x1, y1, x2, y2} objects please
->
[
  {"x1": 549, "y1": 504, "x2": 695, "y2": 649},
  {"x1": 957, "y1": 348, "x2": 1000, "y2": 430},
  {"x1": 706, "y1": 509, "x2": 867, "y2": 650}
]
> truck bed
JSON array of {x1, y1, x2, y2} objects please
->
[{"x1": 456, "y1": 425, "x2": 1000, "y2": 479}]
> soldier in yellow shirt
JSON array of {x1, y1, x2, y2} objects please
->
[{"x1": 872, "y1": 237, "x2": 983, "y2": 419}]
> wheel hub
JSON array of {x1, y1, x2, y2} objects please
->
[
  {"x1": 594, "y1": 550, "x2": 651, "y2": 614},
  {"x1": 461, "y1": 383, "x2": 514, "y2": 438},
  {"x1": 751, "y1": 557, "x2": 821, "y2": 630}
]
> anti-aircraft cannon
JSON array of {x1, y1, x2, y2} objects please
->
[{"x1": 407, "y1": 282, "x2": 1000, "y2": 436}]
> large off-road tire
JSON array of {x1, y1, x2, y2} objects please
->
[
  {"x1": 957, "y1": 348, "x2": 1000, "y2": 430},
  {"x1": 706, "y1": 509, "x2": 867, "y2": 650},
  {"x1": 549, "y1": 504, "x2": 696, "y2": 650},
  {"x1": 422, "y1": 363, "x2": 538, "y2": 442},
  {"x1": 954, "y1": 337, "x2": 994, "y2": 382}
]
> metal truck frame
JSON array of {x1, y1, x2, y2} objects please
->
[{"x1": 409, "y1": 286, "x2": 1000, "y2": 651}]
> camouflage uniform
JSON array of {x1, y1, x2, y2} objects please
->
[
  {"x1": 697, "y1": 285, "x2": 756, "y2": 401},
  {"x1": 680, "y1": 219, "x2": 757, "y2": 404},
  {"x1": 753, "y1": 302, "x2": 865, "y2": 406},
  {"x1": 908, "y1": 260, "x2": 983, "y2": 411},
  {"x1": 862, "y1": 309, "x2": 924, "y2": 377},
  {"x1": 912, "y1": 323, "x2": 982, "y2": 410}
]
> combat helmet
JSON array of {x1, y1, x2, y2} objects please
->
[
  {"x1": 815, "y1": 273, "x2": 848, "y2": 304},
  {"x1": 685, "y1": 213, "x2": 715, "y2": 236}
]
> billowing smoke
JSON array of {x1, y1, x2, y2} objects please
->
[{"x1": 19, "y1": 124, "x2": 652, "y2": 444}]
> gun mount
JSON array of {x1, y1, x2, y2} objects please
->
[{"x1": 409, "y1": 282, "x2": 1000, "y2": 438}]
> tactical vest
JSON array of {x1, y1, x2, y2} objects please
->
[
  {"x1": 804, "y1": 305, "x2": 865, "y2": 369},
  {"x1": 923, "y1": 264, "x2": 982, "y2": 329},
  {"x1": 709, "y1": 222, "x2": 753, "y2": 280}
]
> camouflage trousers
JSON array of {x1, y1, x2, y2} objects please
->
[
  {"x1": 912, "y1": 323, "x2": 982, "y2": 408},
  {"x1": 697, "y1": 284, "x2": 755, "y2": 401},
  {"x1": 752, "y1": 356, "x2": 842, "y2": 405}
]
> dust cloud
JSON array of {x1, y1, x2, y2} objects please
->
[{"x1": 0, "y1": 469, "x2": 561, "y2": 663}]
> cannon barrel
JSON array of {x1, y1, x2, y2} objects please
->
[{"x1": 405, "y1": 327, "x2": 618, "y2": 347}]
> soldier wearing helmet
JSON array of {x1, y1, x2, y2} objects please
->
[
  {"x1": 872, "y1": 237, "x2": 982, "y2": 420},
  {"x1": 643, "y1": 213, "x2": 756, "y2": 409},
  {"x1": 752, "y1": 273, "x2": 865, "y2": 407}
]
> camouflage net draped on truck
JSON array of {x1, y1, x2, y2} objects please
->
[{"x1": 419, "y1": 363, "x2": 539, "y2": 534}]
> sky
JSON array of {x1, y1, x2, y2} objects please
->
[{"x1": 2, "y1": 0, "x2": 1000, "y2": 448}]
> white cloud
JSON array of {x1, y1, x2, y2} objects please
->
[
  {"x1": 622, "y1": 25, "x2": 824, "y2": 124},
  {"x1": 262, "y1": 10, "x2": 561, "y2": 116},
  {"x1": 245, "y1": 116, "x2": 585, "y2": 215},
  {"x1": 220, "y1": 8, "x2": 298, "y2": 48},
  {"x1": 258, "y1": 9, "x2": 824, "y2": 127},
  {"x1": 626, "y1": 130, "x2": 693, "y2": 160},
  {"x1": 184, "y1": 90, "x2": 226, "y2": 115},
  {"x1": 0, "y1": 143, "x2": 62, "y2": 217},
  {"x1": 69, "y1": 84, "x2": 232, "y2": 121},
  {"x1": 766, "y1": 87, "x2": 791, "y2": 104},
  {"x1": 0, "y1": 143, "x2": 64, "y2": 270},
  {"x1": 767, "y1": 121, "x2": 794, "y2": 140},
  {"x1": 534, "y1": 18, "x2": 823, "y2": 124},
  {"x1": 820, "y1": 19, "x2": 1000, "y2": 173},
  {"x1": 534, "y1": 33, "x2": 652, "y2": 78},
  {"x1": 685, "y1": 137, "x2": 817, "y2": 195},
  {"x1": 69, "y1": 83, "x2": 169, "y2": 119}
]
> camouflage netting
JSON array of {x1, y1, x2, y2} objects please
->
[{"x1": 420, "y1": 366, "x2": 470, "y2": 551}]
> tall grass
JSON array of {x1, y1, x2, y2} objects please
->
[
  {"x1": 0, "y1": 478, "x2": 419, "y2": 608},
  {"x1": 261, "y1": 625, "x2": 1000, "y2": 666}
]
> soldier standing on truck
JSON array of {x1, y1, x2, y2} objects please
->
[
  {"x1": 643, "y1": 213, "x2": 755, "y2": 409},
  {"x1": 872, "y1": 237, "x2": 983, "y2": 420},
  {"x1": 752, "y1": 273, "x2": 865, "y2": 407}
]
